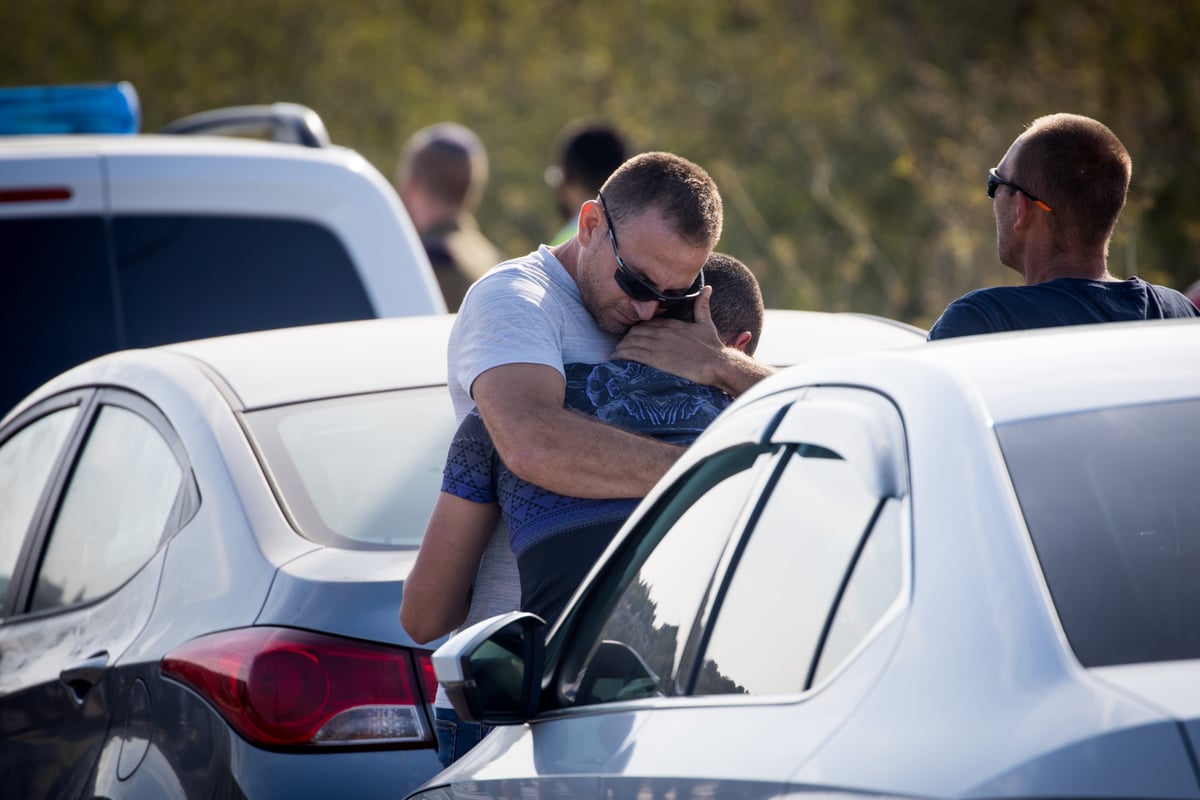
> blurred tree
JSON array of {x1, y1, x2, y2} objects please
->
[{"x1": 3, "y1": 0, "x2": 1197, "y2": 327}]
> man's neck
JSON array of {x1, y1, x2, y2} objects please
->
[{"x1": 1018, "y1": 243, "x2": 1115, "y2": 285}]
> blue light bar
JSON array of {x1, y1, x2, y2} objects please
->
[{"x1": 0, "y1": 82, "x2": 141, "y2": 135}]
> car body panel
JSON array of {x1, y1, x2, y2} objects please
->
[
  {"x1": 0, "y1": 133, "x2": 446, "y2": 417},
  {"x1": 413, "y1": 319, "x2": 1200, "y2": 800},
  {"x1": 256, "y1": 548, "x2": 424, "y2": 648}
]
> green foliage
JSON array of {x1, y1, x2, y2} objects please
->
[{"x1": 5, "y1": 0, "x2": 1197, "y2": 325}]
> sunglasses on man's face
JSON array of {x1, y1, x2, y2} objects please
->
[
  {"x1": 598, "y1": 192, "x2": 705, "y2": 306},
  {"x1": 987, "y1": 168, "x2": 1052, "y2": 212}
]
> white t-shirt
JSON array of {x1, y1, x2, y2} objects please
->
[{"x1": 437, "y1": 245, "x2": 616, "y2": 707}]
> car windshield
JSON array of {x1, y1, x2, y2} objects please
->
[
  {"x1": 997, "y1": 397, "x2": 1200, "y2": 668},
  {"x1": 244, "y1": 387, "x2": 457, "y2": 549}
]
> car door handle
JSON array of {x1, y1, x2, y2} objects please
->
[{"x1": 60, "y1": 650, "x2": 110, "y2": 703}]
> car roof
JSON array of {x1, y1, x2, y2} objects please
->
[
  {"x1": 160, "y1": 309, "x2": 926, "y2": 411},
  {"x1": 742, "y1": 318, "x2": 1200, "y2": 424},
  {"x1": 4, "y1": 309, "x2": 923, "y2": 418},
  {"x1": 159, "y1": 314, "x2": 456, "y2": 410},
  {"x1": 752, "y1": 310, "x2": 924, "y2": 367},
  {"x1": 0, "y1": 132, "x2": 360, "y2": 162}
]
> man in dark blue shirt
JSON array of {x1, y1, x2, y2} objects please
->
[{"x1": 929, "y1": 113, "x2": 1199, "y2": 340}]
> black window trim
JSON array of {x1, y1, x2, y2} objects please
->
[
  {"x1": 3, "y1": 387, "x2": 197, "y2": 621},
  {"x1": 546, "y1": 443, "x2": 784, "y2": 710}
]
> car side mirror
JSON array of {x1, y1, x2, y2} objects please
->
[{"x1": 432, "y1": 611, "x2": 545, "y2": 725}]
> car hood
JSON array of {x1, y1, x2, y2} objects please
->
[{"x1": 255, "y1": 546, "x2": 426, "y2": 648}]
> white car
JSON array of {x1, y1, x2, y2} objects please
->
[
  {"x1": 428, "y1": 319, "x2": 1200, "y2": 800},
  {"x1": 0, "y1": 83, "x2": 445, "y2": 417},
  {"x1": 0, "y1": 309, "x2": 922, "y2": 798}
]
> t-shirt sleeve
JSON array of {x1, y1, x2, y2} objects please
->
[
  {"x1": 441, "y1": 412, "x2": 499, "y2": 504},
  {"x1": 927, "y1": 298, "x2": 996, "y2": 340},
  {"x1": 453, "y1": 268, "x2": 568, "y2": 396}
]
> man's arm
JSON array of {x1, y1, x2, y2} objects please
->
[
  {"x1": 611, "y1": 287, "x2": 775, "y2": 397},
  {"x1": 472, "y1": 363, "x2": 685, "y2": 499},
  {"x1": 399, "y1": 493, "x2": 500, "y2": 644}
]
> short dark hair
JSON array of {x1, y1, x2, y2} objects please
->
[
  {"x1": 666, "y1": 252, "x2": 764, "y2": 355},
  {"x1": 1014, "y1": 113, "x2": 1131, "y2": 250},
  {"x1": 397, "y1": 123, "x2": 489, "y2": 209},
  {"x1": 557, "y1": 122, "x2": 627, "y2": 194},
  {"x1": 599, "y1": 151, "x2": 723, "y2": 250}
]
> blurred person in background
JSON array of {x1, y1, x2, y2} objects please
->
[
  {"x1": 546, "y1": 121, "x2": 629, "y2": 245},
  {"x1": 928, "y1": 113, "x2": 1199, "y2": 339},
  {"x1": 396, "y1": 122, "x2": 501, "y2": 311}
]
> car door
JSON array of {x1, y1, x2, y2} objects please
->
[
  {"x1": 535, "y1": 387, "x2": 911, "y2": 797},
  {"x1": 0, "y1": 388, "x2": 196, "y2": 798}
]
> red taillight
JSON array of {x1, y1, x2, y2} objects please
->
[
  {"x1": 162, "y1": 627, "x2": 435, "y2": 749},
  {"x1": 0, "y1": 187, "x2": 72, "y2": 203},
  {"x1": 414, "y1": 649, "x2": 438, "y2": 706}
]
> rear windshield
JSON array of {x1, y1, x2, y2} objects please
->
[
  {"x1": 244, "y1": 387, "x2": 457, "y2": 549},
  {"x1": 997, "y1": 398, "x2": 1200, "y2": 667}
]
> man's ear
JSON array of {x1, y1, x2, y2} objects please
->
[
  {"x1": 576, "y1": 199, "x2": 604, "y2": 246},
  {"x1": 725, "y1": 330, "x2": 753, "y2": 353}
]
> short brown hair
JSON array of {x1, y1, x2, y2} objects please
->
[
  {"x1": 599, "y1": 151, "x2": 723, "y2": 250},
  {"x1": 397, "y1": 123, "x2": 489, "y2": 209},
  {"x1": 665, "y1": 252, "x2": 764, "y2": 355},
  {"x1": 1014, "y1": 113, "x2": 1131, "y2": 250}
]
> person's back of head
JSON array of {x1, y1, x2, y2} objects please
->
[
  {"x1": 1015, "y1": 113, "x2": 1131, "y2": 251},
  {"x1": 667, "y1": 253, "x2": 764, "y2": 356},
  {"x1": 599, "y1": 151, "x2": 723, "y2": 251},
  {"x1": 396, "y1": 122, "x2": 489, "y2": 220},
  {"x1": 553, "y1": 122, "x2": 628, "y2": 198}
]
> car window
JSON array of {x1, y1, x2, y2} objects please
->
[
  {"x1": 813, "y1": 497, "x2": 904, "y2": 685},
  {"x1": 32, "y1": 404, "x2": 183, "y2": 612},
  {"x1": 997, "y1": 397, "x2": 1200, "y2": 667},
  {"x1": 561, "y1": 445, "x2": 780, "y2": 706},
  {"x1": 114, "y1": 216, "x2": 375, "y2": 347},
  {"x1": 0, "y1": 407, "x2": 80, "y2": 605},
  {"x1": 244, "y1": 387, "x2": 459, "y2": 548},
  {"x1": 692, "y1": 445, "x2": 887, "y2": 696},
  {"x1": 0, "y1": 217, "x2": 118, "y2": 417}
]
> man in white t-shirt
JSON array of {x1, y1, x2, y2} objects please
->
[{"x1": 402, "y1": 151, "x2": 771, "y2": 767}]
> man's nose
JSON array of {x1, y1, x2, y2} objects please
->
[{"x1": 633, "y1": 299, "x2": 660, "y2": 321}]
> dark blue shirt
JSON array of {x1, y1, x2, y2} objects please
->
[{"x1": 928, "y1": 277, "x2": 1199, "y2": 340}]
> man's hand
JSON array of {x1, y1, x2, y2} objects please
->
[
  {"x1": 612, "y1": 287, "x2": 775, "y2": 397},
  {"x1": 612, "y1": 287, "x2": 726, "y2": 384}
]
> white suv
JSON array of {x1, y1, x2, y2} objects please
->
[{"x1": 0, "y1": 84, "x2": 446, "y2": 415}]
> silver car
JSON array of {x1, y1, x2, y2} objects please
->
[
  {"x1": 425, "y1": 319, "x2": 1200, "y2": 800},
  {"x1": 0, "y1": 310, "x2": 920, "y2": 798}
]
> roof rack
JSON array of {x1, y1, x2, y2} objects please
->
[{"x1": 160, "y1": 102, "x2": 331, "y2": 148}]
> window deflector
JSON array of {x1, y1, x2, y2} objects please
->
[
  {"x1": 769, "y1": 388, "x2": 907, "y2": 499},
  {"x1": 554, "y1": 445, "x2": 779, "y2": 708}
]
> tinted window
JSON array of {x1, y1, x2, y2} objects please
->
[
  {"x1": 32, "y1": 405, "x2": 182, "y2": 611},
  {"x1": 244, "y1": 387, "x2": 459, "y2": 548},
  {"x1": 0, "y1": 217, "x2": 118, "y2": 416},
  {"x1": 0, "y1": 407, "x2": 80, "y2": 605},
  {"x1": 562, "y1": 446, "x2": 778, "y2": 706},
  {"x1": 114, "y1": 216, "x2": 374, "y2": 347},
  {"x1": 813, "y1": 498, "x2": 903, "y2": 685},
  {"x1": 694, "y1": 446, "x2": 884, "y2": 696},
  {"x1": 998, "y1": 398, "x2": 1200, "y2": 667}
]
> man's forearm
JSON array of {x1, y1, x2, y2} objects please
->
[
  {"x1": 497, "y1": 407, "x2": 685, "y2": 499},
  {"x1": 709, "y1": 348, "x2": 777, "y2": 397}
]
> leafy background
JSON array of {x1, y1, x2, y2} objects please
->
[{"x1": 5, "y1": 0, "x2": 1197, "y2": 327}]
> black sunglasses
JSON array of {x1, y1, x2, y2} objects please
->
[
  {"x1": 987, "y1": 168, "x2": 1052, "y2": 212},
  {"x1": 597, "y1": 192, "x2": 705, "y2": 305}
]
